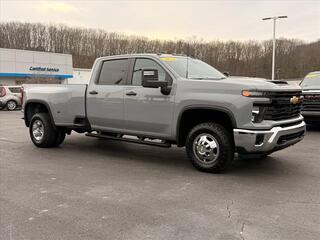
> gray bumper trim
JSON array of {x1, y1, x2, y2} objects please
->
[
  {"x1": 234, "y1": 121, "x2": 306, "y2": 153},
  {"x1": 301, "y1": 111, "x2": 320, "y2": 117}
]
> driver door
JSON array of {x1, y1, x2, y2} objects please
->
[{"x1": 124, "y1": 58, "x2": 175, "y2": 138}]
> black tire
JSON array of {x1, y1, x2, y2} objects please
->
[
  {"x1": 6, "y1": 100, "x2": 17, "y2": 111},
  {"x1": 186, "y1": 122, "x2": 234, "y2": 173},
  {"x1": 29, "y1": 113, "x2": 58, "y2": 148},
  {"x1": 53, "y1": 128, "x2": 66, "y2": 146}
]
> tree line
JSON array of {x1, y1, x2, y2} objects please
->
[{"x1": 1, "y1": 22, "x2": 319, "y2": 79}]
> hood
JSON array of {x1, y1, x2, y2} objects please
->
[
  {"x1": 302, "y1": 88, "x2": 320, "y2": 94},
  {"x1": 301, "y1": 86, "x2": 320, "y2": 91},
  {"x1": 227, "y1": 76, "x2": 302, "y2": 92}
]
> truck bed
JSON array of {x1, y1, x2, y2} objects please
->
[{"x1": 23, "y1": 84, "x2": 87, "y2": 126}]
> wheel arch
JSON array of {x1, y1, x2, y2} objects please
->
[
  {"x1": 176, "y1": 106, "x2": 237, "y2": 147},
  {"x1": 24, "y1": 100, "x2": 55, "y2": 128}
]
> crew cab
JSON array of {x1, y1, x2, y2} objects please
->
[
  {"x1": 300, "y1": 71, "x2": 320, "y2": 124},
  {"x1": 22, "y1": 54, "x2": 306, "y2": 173}
]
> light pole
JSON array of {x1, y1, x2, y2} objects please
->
[{"x1": 262, "y1": 16, "x2": 287, "y2": 80}]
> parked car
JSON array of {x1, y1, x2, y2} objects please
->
[
  {"x1": 300, "y1": 71, "x2": 320, "y2": 124},
  {"x1": 22, "y1": 54, "x2": 305, "y2": 173},
  {"x1": 0, "y1": 85, "x2": 22, "y2": 110}
]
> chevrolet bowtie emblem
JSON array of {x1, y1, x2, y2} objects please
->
[{"x1": 290, "y1": 96, "x2": 301, "y2": 105}]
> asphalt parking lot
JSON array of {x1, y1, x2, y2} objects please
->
[{"x1": 1, "y1": 111, "x2": 320, "y2": 240}]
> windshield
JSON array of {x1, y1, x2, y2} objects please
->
[
  {"x1": 300, "y1": 72, "x2": 320, "y2": 88},
  {"x1": 160, "y1": 56, "x2": 225, "y2": 80}
]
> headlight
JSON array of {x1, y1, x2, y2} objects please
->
[
  {"x1": 242, "y1": 90, "x2": 265, "y2": 97},
  {"x1": 251, "y1": 105, "x2": 265, "y2": 123}
]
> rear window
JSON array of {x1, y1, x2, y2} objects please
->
[
  {"x1": 0, "y1": 87, "x2": 5, "y2": 97},
  {"x1": 98, "y1": 59, "x2": 129, "y2": 85},
  {"x1": 8, "y1": 87, "x2": 21, "y2": 93}
]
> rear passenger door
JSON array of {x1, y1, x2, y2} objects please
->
[
  {"x1": 87, "y1": 58, "x2": 130, "y2": 131},
  {"x1": 123, "y1": 58, "x2": 175, "y2": 138}
]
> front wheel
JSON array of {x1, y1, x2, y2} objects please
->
[
  {"x1": 186, "y1": 122, "x2": 234, "y2": 173},
  {"x1": 6, "y1": 100, "x2": 17, "y2": 111}
]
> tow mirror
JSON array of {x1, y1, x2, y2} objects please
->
[{"x1": 141, "y1": 69, "x2": 167, "y2": 88}]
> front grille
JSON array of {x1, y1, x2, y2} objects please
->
[
  {"x1": 263, "y1": 91, "x2": 302, "y2": 121},
  {"x1": 302, "y1": 94, "x2": 320, "y2": 111}
]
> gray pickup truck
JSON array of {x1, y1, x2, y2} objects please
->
[
  {"x1": 300, "y1": 71, "x2": 320, "y2": 124},
  {"x1": 22, "y1": 54, "x2": 306, "y2": 173}
]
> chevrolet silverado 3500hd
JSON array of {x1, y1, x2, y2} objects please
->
[{"x1": 22, "y1": 54, "x2": 306, "y2": 173}]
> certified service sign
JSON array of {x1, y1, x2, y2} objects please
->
[{"x1": 29, "y1": 66, "x2": 60, "y2": 72}]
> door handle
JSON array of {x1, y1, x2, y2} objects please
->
[
  {"x1": 126, "y1": 91, "x2": 137, "y2": 96},
  {"x1": 89, "y1": 90, "x2": 98, "y2": 95}
]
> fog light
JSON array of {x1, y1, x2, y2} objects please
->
[
  {"x1": 252, "y1": 105, "x2": 265, "y2": 123},
  {"x1": 255, "y1": 134, "x2": 265, "y2": 146}
]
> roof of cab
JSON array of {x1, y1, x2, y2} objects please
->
[
  {"x1": 96, "y1": 53, "x2": 187, "y2": 61},
  {"x1": 2, "y1": 85, "x2": 22, "y2": 88}
]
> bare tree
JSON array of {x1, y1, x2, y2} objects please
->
[{"x1": 1, "y1": 22, "x2": 319, "y2": 79}]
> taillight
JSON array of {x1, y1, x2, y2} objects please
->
[
  {"x1": 0, "y1": 87, "x2": 6, "y2": 97},
  {"x1": 21, "y1": 86, "x2": 24, "y2": 105}
]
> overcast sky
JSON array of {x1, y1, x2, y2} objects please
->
[{"x1": 0, "y1": 0, "x2": 319, "y2": 42}]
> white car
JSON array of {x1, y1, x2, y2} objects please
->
[{"x1": 0, "y1": 85, "x2": 22, "y2": 110}]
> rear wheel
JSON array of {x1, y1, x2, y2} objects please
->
[
  {"x1": 29, "y1": 113, "x2": 58, "y2": 148},
  {"x1": 186, "y1": 122, "x2": 234, "y2": 173},
  {"x1": 6, "y1": 100, "x2": 17, "y2": 111},
  {"x1": 53, "y1": 128, "x2": 66, "y2": 146}
]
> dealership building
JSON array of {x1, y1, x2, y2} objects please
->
[{"x1": 0, "y1": 48, "x2": 74, "y2": 86}]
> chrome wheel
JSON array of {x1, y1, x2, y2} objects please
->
[
  {"x1": 7, "y1": 101, "x2": 16, "y2": 110},
  {"x1": 32, "y1": 120, "x2": 44, "y2": 142},
  {"x1": 193, "y1": 133, "x2": 220, "y2": 164}
]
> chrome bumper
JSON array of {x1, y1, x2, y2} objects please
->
[
  {"x1": 234, "y1": 121, "x2": 306, "y2": 153},
  {"x1": 302, "y1": 111, "x2": 320, "y2": 121}
]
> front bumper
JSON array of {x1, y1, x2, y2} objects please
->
[
  {"x1": 0, "y1": 100, "x2": 5, "y2": 109},
  {"x1": 301, "y1": 111, "x2": 320, "y2": 122},
  {"x1": 234, "y1": 121, "x2": 306, "y2": 153}
]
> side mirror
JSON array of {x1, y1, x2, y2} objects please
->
[
  {"x1": 141, "y1": 69, "x2": 167, "y2": 88},
  {"x1": 223, "y1": 71, "x2": 230, "y2": 77}
]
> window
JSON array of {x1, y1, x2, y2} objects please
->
[
  {"x1": 0, "y1": 87, "x2": 5, "y2": 97},
  {"x1": 8, "y1": 87, "x2": 21, "y2": 93},
  {"x1": 300, "y1": 72, "x2": 320, "y2": 88},
  {"x1": 160, "y1": 56, "x2": 225, "y2": 80},
  {"x1": 98, "y1": 59, "x2": 129, "y2": 85},
  {"x1": 132, "y1": 58, "x2": 167, "y2": 85}
]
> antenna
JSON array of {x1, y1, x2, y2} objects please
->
[
  {"x1": 186, "y1": 56, "x2": 189, "y2": 79},
  {"x1": 186, "y1": 43, "x2": 189, "y2": 79}
]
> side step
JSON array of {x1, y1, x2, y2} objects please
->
[{"x1": 85, "y1": 133, "x2": 172, "y2": 148}]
